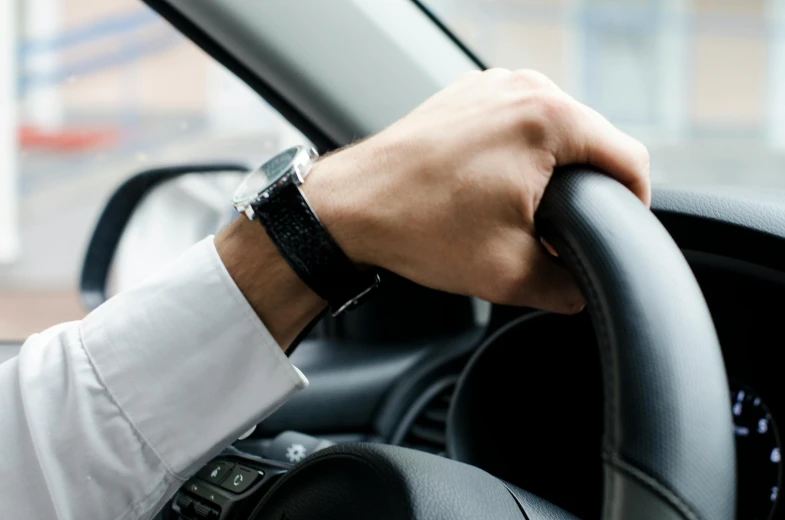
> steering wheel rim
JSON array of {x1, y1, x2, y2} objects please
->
[
  {"x1": 536, "y1": 167, "x2": 735, "y2": 520},
  {"x1": 249, "y1": 167, "x2": 736, "y2": 520}
]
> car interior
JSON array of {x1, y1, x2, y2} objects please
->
[{"x1": 4, "y1": 1, "x2": 783, "y2": 520}]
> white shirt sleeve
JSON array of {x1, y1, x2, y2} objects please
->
[{"x1": 0, "y1": 236, "x2": 308, "y2": 520}]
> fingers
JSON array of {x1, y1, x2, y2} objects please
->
[
  {"x1": 504, "y1": 69, "x2": 651, "y2": 207},
  {"x1": 516, "y1": 246, "x2": 584, "y2": 314},
  {"x1": 552, "y1": 99, "x2": 651, "y2": 206},
  {"x1": 540, "y1": 237, "x2": 559, "y2": 257},
  {"x1": 495, "y1": 236, "x2": 585, "y2": 314},
  {"x1": 583, "y1": 109, "x2": 651, "y2": 206}
]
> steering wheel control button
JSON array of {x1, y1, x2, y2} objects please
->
[
  {"x1": 265, "y1": 430, "x2": 334, "y2": 464},
  {"x1": 184, "y1": 478, "x2": 230, "y2": 509},
  {"x1": 196, "y1": 460, "x2": 235, "y2": 485},
  {"x1": 219, "y1": 465, "x2": 261, "y2": 494}
]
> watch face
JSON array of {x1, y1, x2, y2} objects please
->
[{"x1": 233, "y1": 147, "x2": 300, "y2": 206}]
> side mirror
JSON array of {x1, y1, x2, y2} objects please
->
[{"x1": 80, "y1": 163, "x2": 249, "y2": 311}]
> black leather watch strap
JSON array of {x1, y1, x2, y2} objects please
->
[{"x1": 251, "y1": 181, "x2": 379, "y2": 315}]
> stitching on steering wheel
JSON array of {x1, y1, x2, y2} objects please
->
[
  {"x1": 552, "y1": 234, "x2": 620, "y2": 517},
  {"x1": 552, "y1": 230, "x2": 702, "y2": 520},
  {"x1": 546, "y1": 232, "x2": 618, "y2": 448},
  {"x1": 603, "y1": 454, "x2": 701, "y2": 520}
]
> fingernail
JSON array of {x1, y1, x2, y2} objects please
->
[{"x1": 541, "y1": 237, "x2": 559, "y2": 257}]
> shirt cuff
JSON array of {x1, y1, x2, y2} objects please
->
[{"x1": 80, "y1": 236, "x2": 308, "y2": 477}]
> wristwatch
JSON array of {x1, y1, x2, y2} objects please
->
[{"x1": 232, "y1": 145, "x2": 379, "y2": 315}]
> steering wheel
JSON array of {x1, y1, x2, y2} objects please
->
[{"x1": 248, "y1": 168, "x2": 736, "y2": 520}]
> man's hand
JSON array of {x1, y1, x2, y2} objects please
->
[
  {"x1": 218, "y1": 68, "x2": 650, "y2": 347},
  {"x1": 305, "y1": 68, "x2": 650, "y2": 314}
]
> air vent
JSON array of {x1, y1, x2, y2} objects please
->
[{"x1": 392, "y1": 376, "x2": 458, "y2": 456}]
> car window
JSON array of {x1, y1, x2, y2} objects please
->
[
  {"x1": 422, "y1": 0, "x2": 785, "y2": 188},
  {"x1": 0, "y1": 2, "x2": 308, "y2": 340}
]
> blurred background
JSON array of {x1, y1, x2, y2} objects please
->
[{"x1": 1, "y1": 0, "x2": 784, "y2": 339}]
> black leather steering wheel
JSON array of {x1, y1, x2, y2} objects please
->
[{"x1": 249, "y1": 168, "x2": 737, "y2": 520}]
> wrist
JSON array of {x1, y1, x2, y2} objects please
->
[
  {"x1": 301, "y1": 134, "x2": 410, "y2": 269},
  {"x1": 216, "y1": 139, "x2": 401, "y2": 347},
  {"x1": 215, "y1": 217, "x2": 325, "y2": 349}
]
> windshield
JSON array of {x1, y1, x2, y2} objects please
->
[{"x1": 423, "y1": 0, "x2": 785, "y2": 188}]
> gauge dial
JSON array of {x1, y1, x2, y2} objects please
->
[{"x1": 731, "y1": 383, "x2": 782, "y2": 520}]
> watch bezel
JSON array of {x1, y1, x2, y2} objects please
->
[{"x1": 233, "y1": 146, "x2": 318, "y2": 219}]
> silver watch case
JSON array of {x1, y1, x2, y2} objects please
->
[{"x1": 232, "y1": 145, "x2": 319, "y2": 220}]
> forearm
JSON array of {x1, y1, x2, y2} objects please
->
[
  {"x1": 0, "y1": 238, "x2": 307, "y2": 520},
  {"x1": 215, "y1": 216, "x2": 325, "y2": 349},
  {"x1": 0, "y1": 139, "x2": 389, "y2": 520}
]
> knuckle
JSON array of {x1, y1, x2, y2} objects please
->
[{"x1": 516, "y1": 92, "x2": 574, "y2": 141}]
